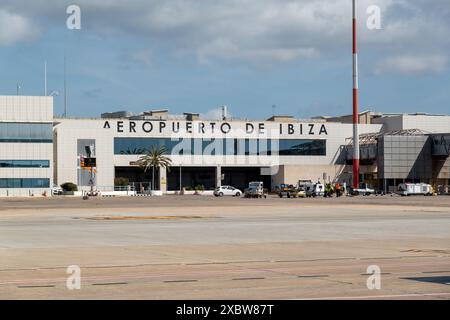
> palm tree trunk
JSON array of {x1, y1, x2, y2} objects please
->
[{"x1": 152, "y1": 166, "x2": 155, "y2": 191}]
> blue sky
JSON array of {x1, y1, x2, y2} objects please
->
[{"x1": 0, "y1": 0, "x2": 449, "y2": 119}]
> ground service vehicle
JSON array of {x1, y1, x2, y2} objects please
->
[
  {"x1": 397, "y1": 183, "x2": 433, "y2": 196},
  {"x1": 214, "y1": 185, "x2": 242, "y2": 197},
  {"x1": 305, "y1": 183, "x2": 325, "y2": 197},
  {"x1": 296, "y1": 180, "x2": 311, "y2": 198},
  {"x1": 351, "y1": 183, "x2": 376, "y2": 196},
  {"x1": 244, "y1": 181, "x2": 268, "y2": 198},
  {"x1": 278, "y1": 184, "x2": 300, "y2": 198},
  {"x1": 296, "y1": 187, "x2": 306, "y2": 198}
]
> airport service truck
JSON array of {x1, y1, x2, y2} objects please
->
[
  {"x1": 397, "y1": 183, "x2": 433, "y2": 196},
  {"x1": 305, "y1": 182, "x2": 325, "y2": 197},
  {"x1": 351, "y1": 183, "x2": 376, "y2": 196},
  {"x1": 278, "y1": 184, "x2": 302, "y2": 198},
  {"x1": 244, "y1": 181, "x2": 268, "y2": 198}
]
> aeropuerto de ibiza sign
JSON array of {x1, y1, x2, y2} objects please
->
[{"x1": 102, "y1": 120, "x2": 328, "y2": 136}]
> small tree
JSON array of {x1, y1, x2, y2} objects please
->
[
  {"x1": 61, "y1": 182, "x2": 78, "y2": 192},
  {"x1": 137, "y1": 146, "x2": 172, "y2": 191}
]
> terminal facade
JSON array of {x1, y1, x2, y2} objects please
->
[
  {"x1": 1, "y1": 95, "x2": 449, "y2": 196},
  {"x1": 0, "y1": 96, "x2": 53, "y2": 196}
]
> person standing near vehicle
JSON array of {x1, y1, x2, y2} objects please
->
[
  {"x1": 324, "y1": 183, "x2": 332, "y2": 198},
  {"x1": 335, "y1": 182, "x2": 341, "y2": 198}
]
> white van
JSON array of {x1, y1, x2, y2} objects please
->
[{"x1": 305, "y1": 183, "x2": 325, "y2": 197}]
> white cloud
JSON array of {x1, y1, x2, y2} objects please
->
[
  {"x1": 1, "y1": 0, "x2": 449, "y2": 72},
  {"x1": 197, "y1": 39, "x2": 319, "y2": 66},
  {"x1": 0, "y1": 9, "x2": 38, "y2": 45},
  {"x1": 375, "y1": 55, "x2": 448, "y2": 75},
  {"x1": 200, "y1": 107, "x2": 232, "y2": 120}
]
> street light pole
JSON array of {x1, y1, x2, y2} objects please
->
[{"x1": 352, "y1": 0, "x2": 360, "y2": 189}]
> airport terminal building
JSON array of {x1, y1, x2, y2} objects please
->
[
  {"x1": 1, "y1": 95, "x2": 450, "y2": 196},
  {"x1": 0, "y1": 96, "x2": 53, "y2": 196}
]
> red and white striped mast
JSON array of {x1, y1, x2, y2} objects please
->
[{"x1": 352, "y1": 0, "x2": 360, "y2": 188}]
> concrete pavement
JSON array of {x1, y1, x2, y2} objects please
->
[{"x1": 0, "y1": 195, "x2": 449, "y2": 299}]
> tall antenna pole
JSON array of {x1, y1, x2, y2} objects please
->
[
  {"x1": 352, "y1": 0, "x2": 360, "y2": 188},
  {"x1": 64, "y1": 51, "x2": 67, "y2": 117},
  {"x1": 44, "y1": 60, "x2": 47, "y2": 96}
]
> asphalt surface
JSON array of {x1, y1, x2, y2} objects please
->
[{"x1": 0, "y1": 195, "x2": 449, "y2": 299}]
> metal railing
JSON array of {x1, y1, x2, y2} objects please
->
[{"x1": 92, "y1": 185, "x2": 136, "y2": 192}]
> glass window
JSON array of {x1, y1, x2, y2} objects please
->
[
  {"x1": 0, "y1": 178, "x2": 50, "y2": 188},
  {"x1": 0, "y1": 160, "x2": 49, "y2": 168},
  {"x1": 277, "y1": 139, "x2": 326, "y2": 156},
  {"x1": 201, "y1": 139, "x2": 226, "y2": 156},
  {"x1": 114, "y1": 138, "x2": 326, "y2": 156},
  {"x1": 0, "y1": 123, "x2": 6, "y2": 139},
  {"x1": 115, "y1": 138, "x2": 172, "y2": 155},
  {"x1": 31, "y1": 160, "x2": 50, "y2": 168},
  {"x1": 235, "y1": 139, "x2": 245, "y2": 155},
  {"x1": 7, "y1": 123, "x2": 20, "y2": 140},
  {"x1": 202, "y1": 139, "x2": 213, "y2": 156},
  {"x1": 0, "y1": 160, "x2": 12, "y2": 167},
  {"x1": 258, "y1": 139, "x2": 271, "y2": 156},
  {"x1": 22, "y1": 179, "x2": 32, "y2": 188},
  {"x1": 32, "y1": 178, "x2": 50, "y2": 188},
  {"x1": 0, "y1": 123, "x2": 52, "y2": 143},
  {"x1": 20, "y1": 160, "x2": 32, "y2": 167},
  {"x1": 9, "y1": 179, "x2": 22, "y2": 188},
  {"x1": 223, "y1": 138, "x2": 236, "y2": 156}
]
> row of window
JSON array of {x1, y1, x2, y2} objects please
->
[
  {"x1": 0, "y1": 178, "x2": 50, "y2": 188},
  {"x1": 114, "y1": 138, "x2": 326, "y2": 156},
  {"x1": 0, "y1": 160, "x2": 50, "y2": 168},
  {"x1": 0, "y1": 123, "x2": 53, "y2": 143}
]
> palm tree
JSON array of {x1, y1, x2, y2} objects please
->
[
  {"x1": 120, "y1": 147, "x2": 146, "y2": 155},
  {"x1": 137, "y1": 146, "x2": 172, "y2": 191}
]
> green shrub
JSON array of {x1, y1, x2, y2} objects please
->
[
  {"x1": 114, "y1": 177, "x2": 129, "y2": 186},
  {"x1": 195, "y1": 184, "x2": 205, "y2": 192},
  {"x1": 61, "y1": 182, "x2": 78, "y2": 192}
]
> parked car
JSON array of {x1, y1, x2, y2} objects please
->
[
  {"x1": 52, "y1": 185, "x2": 63, "y2": 196},
  {"x1": 214, "y1": 185, "x2": 242, "y2": 197}
]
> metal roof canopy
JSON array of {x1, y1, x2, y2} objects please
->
[{"x1": 346, "y1": 129, "x2": 430, "y2": 146}]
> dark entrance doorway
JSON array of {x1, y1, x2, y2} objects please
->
[
  {"x1": 167, "y1": 167, "x2": 216, "y2": 191},
  {"x1": 221, "y1": 167, "x2": 271, "y2": 191}
]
